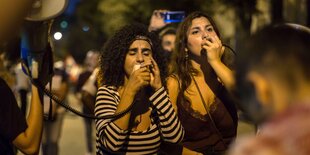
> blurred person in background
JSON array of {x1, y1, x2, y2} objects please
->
[
  {"x1": 42, "y1": 57, "x2": 69, "y2": 155},
  {"x1": 158, "y1": 27, "x2": 177, "y2": 72},
  {"x1": 0, "y1": 51, "x2": 16, "y2": 90},
  {"x1": 148, "y1": 9, "x2": 179, "y2": 72},
  {"x1": 159, "y1": 27, "x2": 177, "y2": 54},
  {"x1": 148, "y1": 9, "x2": 177, "y2": 53},
  {"x1": 0, "y1": 0, "x2": 44, "y2": 154},
  {"x1": 15, "y1": 61, "x2": 31, "y2": 116},
  {"x1": 228, "y1": 24, "x2": 310, "y2": 155},
  {"x1": 95, "y1": 23, "x2": 184, "y2": 154},
  {"x1": 75, "y1": 49, "x2": 100, "y2": 155},
  {"x1": 165, "y1": 11, "x2": 237, "y2": 155},
  {"x1": 2, "y1": 36, "x2": 31, "y2": 116}
]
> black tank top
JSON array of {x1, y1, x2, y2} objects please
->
[{"x1": 177, "y1": 97, "x2": 236, "y2": 154}]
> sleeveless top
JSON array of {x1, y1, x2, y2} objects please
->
[{"x1": 177, "y1": 96, "x2": 237, "y2": 154}]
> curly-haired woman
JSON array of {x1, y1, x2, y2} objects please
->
[{"x1": 95, "y1": 23, "x2": 184, "y2": 155}]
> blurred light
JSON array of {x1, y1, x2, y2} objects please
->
[
  {"x1": 64, "y1": 0, "x2": 81, "y2": 16},
  {"x1": 60, "y1": 21, "x2": 68, "y2": 29},
  {"x1": 54, "y1": 32, "x2": 63, "y2": 40},
  {"x1": 82, "y1": 26, "x2": 90, "y2": 32}
]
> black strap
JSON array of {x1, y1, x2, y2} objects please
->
[
  {"x1": 48, "y1": 78, "x2": 53, "y2": 120},
  {"x1": 191, "y1": 75, "x2": 227, "y2": 149},
  {"x1": 199, "y1": 51, "x2": 238, "y2": 125}
]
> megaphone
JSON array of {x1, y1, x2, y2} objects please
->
[
  {"x1": 20, "y1": 0, "x2": 69, "y2": 121},
  {"x1": 21, "y1": 0, "x2": 68, "y2": 82},
  {"x1": 26, "y1": 0, "x2": 69, "y2": 21}
]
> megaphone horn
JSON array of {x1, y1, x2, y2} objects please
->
[{"x1": 26, "y1": 0, "x2": 69, "y2": 21}]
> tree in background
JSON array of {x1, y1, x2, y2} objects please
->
[
  {"x1": 52, "y1": 0, "x2": 105, "y2": 64},
  {"x1": 97, "y1": 0, "x2": 217, "y2": 38},
  {"x1": 271, "y1": 0, "x2": 284, "y2": 24},
  {"x1": 217, "y1": 0, "x2": 258, "y2": 52},
  {"x1": 308, "y1": 0, "x2": 310, "y2": 26},
  {"x1": 53, "y1": 0, "x2": 308, "y2": 64},
  {"x1": 98, "y1": 0, "x2": 152, "y2": 37}
]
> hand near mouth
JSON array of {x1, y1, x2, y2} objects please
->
[{"x1": 201, "y1": 35, "x2": 225, "y2": 62}]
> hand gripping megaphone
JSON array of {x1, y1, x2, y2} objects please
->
[
  {"x1": 21, "y1": 0, "x2": 68, "y2": 86},
  {"x1": 20, "y1": 0, "x2": 68, "y2": 121}
]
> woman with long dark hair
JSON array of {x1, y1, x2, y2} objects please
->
[{"x1": 166, "y1": 11, "x2": 237, "y2": 155}]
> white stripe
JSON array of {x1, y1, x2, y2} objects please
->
[
  {"x1": 126, "y1": 142, "x2": 161, "y2": 151},
  {"x1": 127, "y1": 134, "x2": 161, "y2": 145}
]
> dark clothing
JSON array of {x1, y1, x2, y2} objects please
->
[
  {"x1": 76, "y1": 71, "x2": 94, "y2": 153},
  {"x1": 19, "y1": 89, "x2": 28, "y2": 116},
  {"x1": 178, "y1": 97, "x2": 236, "y2": 154},
  {"x1": 76, "y1": 70, "x2": 94, "y2": 114},
  {"x1": 76, "y1": 70, "x2": 94, "y2": 113},
  {"x1": 0, "y1": 78, "x2": 28, "y2": 155},
  {"x1": 42, "y1": 64, "x2": 68, "y2": 155},
  {"x1": 75, "y1": 71, "x2": 92, "y2": 93},
  {"x1": 55, "y1": 67, "x2": 68, "y2": 83},
  {"x1": 159, "y1": 94, "x2": 237, "y2": 155}
]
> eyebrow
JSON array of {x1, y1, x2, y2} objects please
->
[
  {"x1": 190, "y1": 24, "x2": 212, "y2": 30},
  {"x1": 128, "y1": 47, "x2": 152, "y2": 52}
]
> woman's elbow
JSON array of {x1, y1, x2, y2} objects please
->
[
  {"x1": 167, "y1": 129, "x2": 184, "y2": 144},
  {"x1": 20, "y1": 145, "x2": 40, "y2": 155},
  {"x1": 101, "y1": 138, "x2": 123, "y2": 152}
]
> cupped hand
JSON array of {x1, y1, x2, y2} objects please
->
[
  {"x1": 147, "y1": 57, "x2": 162, "y2": 91},
  {"x1": 202, "y1": 35, "x2": 225, "y2": 63},
  {"x1": 126, "y1": 66, "x2": 151, "y2": 94}
]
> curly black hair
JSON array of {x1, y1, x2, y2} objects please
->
[{"x1": 98, "y1": 23, "x2": 167, "y2": 88}]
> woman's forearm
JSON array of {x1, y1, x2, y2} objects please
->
[{"x1": 209, "y1": 60, "x2": 235, "y2": 91}]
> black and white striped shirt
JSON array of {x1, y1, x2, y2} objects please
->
[{"x1": 95, "y1": 86, "x2": 184, "y2": 155}]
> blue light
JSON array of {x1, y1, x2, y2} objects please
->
[
  {"x1": 60, "y1": 21, "x2": 68, "y2": 29},
  {"x1": 82, "y1": 26, "x2": 90, "y2": 32}
]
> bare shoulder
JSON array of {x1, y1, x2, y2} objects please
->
[
  {"x1": 166, "y1": 75, "x2": 180, "y2": 110},
  {"x1": 166, "y1": 75, "x2": 180, "y2": 90}
]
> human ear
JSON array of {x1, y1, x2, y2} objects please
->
[{"x1": 247, "y1": 71, "x2": 271, "y2": 107}]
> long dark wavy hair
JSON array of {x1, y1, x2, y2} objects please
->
[
  {"x1": 170, "y1": 11, "x2": 221, "y2": 99},
  {"x1": 98, "y1": 23, "x2": 167, "y2": 88}
]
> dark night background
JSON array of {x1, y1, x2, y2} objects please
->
[{"x1": 4, "y1": 0, "x2": 309, "y2": 65}]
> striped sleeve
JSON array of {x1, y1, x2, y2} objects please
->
[
  {"x1": 149, "y1": 86, "x2": 184, "y2": 143},
  {"x1": 95, "y1": 86, "x2": 129, "y2": 151}
]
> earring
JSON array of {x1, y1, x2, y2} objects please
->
[
  {"x1": 185, "y1": 48, "x2": 189, "y2": 61},
  {"x1": 185, "y1": 48, "x2": 189, "y2": 70}
]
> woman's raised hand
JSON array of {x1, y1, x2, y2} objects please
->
[
  {"x1": 202, "y1": 35, "x2": 225, "y2": 63},
  {"x1": 146, "y1": 57, "x2": 162, "y2": 91},
  {"x1": 127, "y1": 65, "x2": 152, "y2": 94},
  {"x1": 148, "y1": 10, "x2": 168, "y2": 32}
]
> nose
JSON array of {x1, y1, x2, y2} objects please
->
[
  {"x1": 202, "y1": 31, "x2": 209, "y2": 40},
  {"x1": 136, "y1": 53, "x2": 144, "y2": 63}
]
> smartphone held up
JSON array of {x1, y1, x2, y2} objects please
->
[{"x1": 162, "y1": 11, "x2": 185, "y2": 23}]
